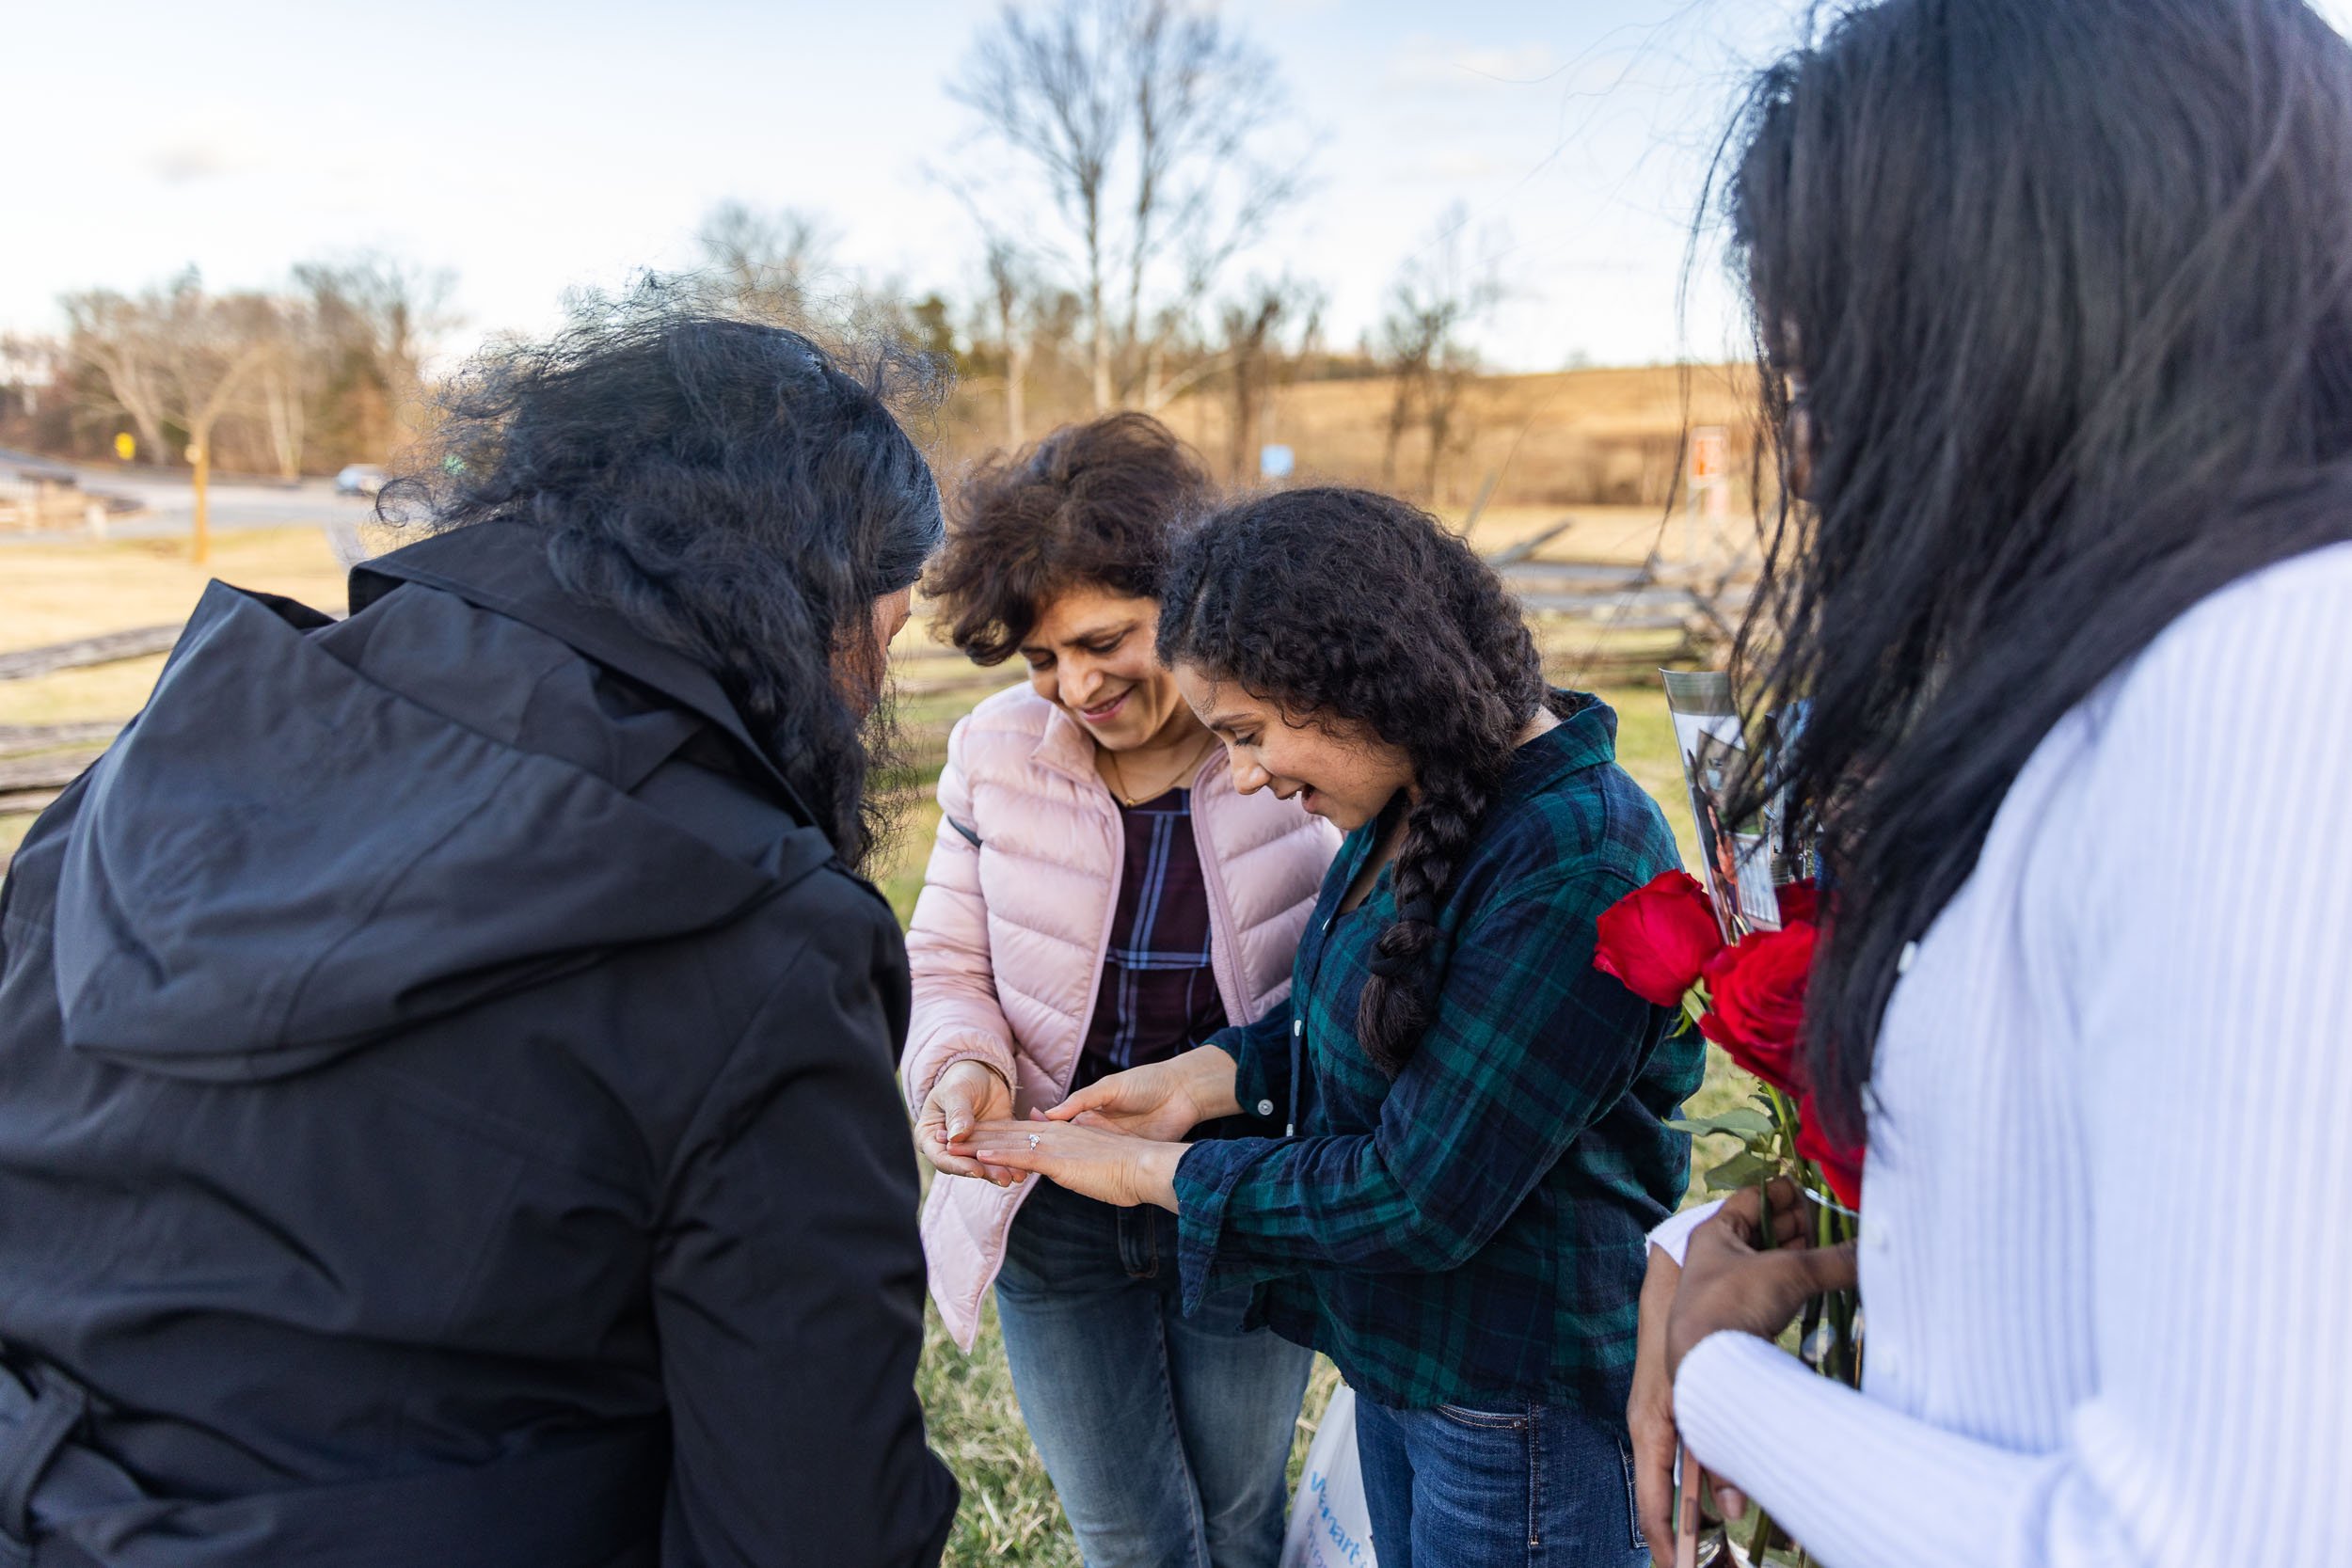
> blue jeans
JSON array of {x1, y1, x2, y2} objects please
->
[
  {"x1": 1353, "y1": 1393, "x2": 1647, "y2": 1568},
  {"x1": 995, "y1": 1178, "x2": 1315, "y2": 1568}
]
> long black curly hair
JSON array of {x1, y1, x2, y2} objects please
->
[
  {"x1": 381, "y1": 286, "x2": 944, "y2": 870},
  {"x1": 1158, "y1": 486, "x2": 1547, "y2": 1075}
]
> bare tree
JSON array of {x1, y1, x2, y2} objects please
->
[
  {"x1": 169, "y1": 289, "x2": 278, "y2": 563},
  {"x1": 65, "y1": 275, "x2": 306, "y2": 559},
  {"x1": 1377, "y1": 209, "x2": 1503, "y2": 502},
  {"x1": 692, "y1": 201, "x2": 835, "y2": 325},
  {"x1": 1215, "y1": 277, "x2": 1320, "y2": 482},
  {"x1": 248, "y1": 294, "x2": 326, "y2": 481},
  {"x1": 951, "y1": 0, "x2": 1305, "y2": 413},
  {"x1": 61, "y1": 288, "x2": 173, "y2": 465},
  {"x1": 983, "y1": 238, "x2": 1041, "y2": 445},
  {"x1": 294, "y1": 255, "x2": 457, "y2": 459}
]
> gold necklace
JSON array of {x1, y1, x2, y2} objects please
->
[{"x1": 1104, "y1": 733, "x2": 1214, "y2": 807}]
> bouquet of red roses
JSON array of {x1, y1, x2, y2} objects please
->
[
  {"x1": 1595, "y1": 869, "x2": 1861, "y2": 1212},
  {"x1": 1595, "y1": 870, "x2": 1863, "y2": 1564}
]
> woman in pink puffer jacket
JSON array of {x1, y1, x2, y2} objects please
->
[{"x1": 905, "y1": 415, "x2": 1336, "y2": 1568}]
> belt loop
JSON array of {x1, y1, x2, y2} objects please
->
[{"x1": 0, "y1": 1365, "x2": 88, "y2": 1543}]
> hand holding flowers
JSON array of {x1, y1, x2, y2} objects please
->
[{"x1": 1595, "y1": 871, "x2": 1863, "y2": 1565}]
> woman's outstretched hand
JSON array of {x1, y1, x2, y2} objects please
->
[
  {"x1": 1044, "y1": 1045, "x2": 1239, "y2": 1142},
  {"x1": 914, "y1": 1060, "x2": 1020, "y2": 1186},
  {"x1": 947, "y1": 1118, "x2": 1187, "y2": 1212},
  {"x1": 1665, "y1": 1179, "x2": 1858, "y2": 1382}
]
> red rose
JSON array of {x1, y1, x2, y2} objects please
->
[
  {"x1": 1795, "y1": 1101, "x2": 1865, "y2": 1209},
  {"x1": 1696, "y1": 922, "x2": 1818, "y2": 1095},
  {"x1": 1594, "y1": 871, "x2": 1726, "y2": 1007},
  {"x1": 1775, "y1": 879, "x2": 1820, "y2": 927}
]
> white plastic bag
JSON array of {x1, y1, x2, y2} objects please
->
[{"x1": 1279, "y1": 1386, "x2": 1378, "y2": 1568}]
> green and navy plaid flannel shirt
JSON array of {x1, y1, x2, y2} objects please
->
[{"x1": 1172, "y1": 692, "x2": 1703, "y2": 1413}]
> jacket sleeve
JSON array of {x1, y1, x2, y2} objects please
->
[
  {"x1": 899, "y1": 717, "x2": 1017, "y2": 1114},
  {"x1": 655, "y1": 905, "x2": 957, "y2": 1568},
  {"x1": 1174, "y1": 867, "x2": 1654, "y2": 1305}
]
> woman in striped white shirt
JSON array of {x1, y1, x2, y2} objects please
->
[{"x1": 1631, "y1": 1, "x2": 2352, "y2": 1563}]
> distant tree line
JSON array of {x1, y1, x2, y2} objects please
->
[
  {"x1": 0, "y1": 258, "x2": 450, "y2": 480},
  {"x1": 0, "y1": 0, "x2": 1533, "y2": 504}
]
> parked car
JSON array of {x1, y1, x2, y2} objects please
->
[{"x1": 334, "y1": 465, "x2": 386, "y2": 498}]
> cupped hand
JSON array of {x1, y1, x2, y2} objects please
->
[
  {"x1": 914, "y1": 1060, "x2": 1019, "y2": 1186},
  {"x1": 1045, "y1": 1046, "x2": 1233, "y2": 1142},
  {"x1": 1664, "y1": 1179, "x2": 1857, "y2": 1383},
  {"x1": 947, "y1": 1117, "x2": 1187, "y2": 1212}
]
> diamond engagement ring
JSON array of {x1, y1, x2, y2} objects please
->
[{"x1": 1027, "y1": 1132, "x2": 1041, "y2": 1149}]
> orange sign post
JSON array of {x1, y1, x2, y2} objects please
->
[{"x1": 1685, "y1": 425, "x2": 1730, "y2": 561}]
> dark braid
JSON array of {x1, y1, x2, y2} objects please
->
[{"x1": 1158, "y1": 487, "x2": 1546, "y2": 1074}]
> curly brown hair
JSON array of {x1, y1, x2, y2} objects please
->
[
  {"x1": 1157, "y1": 486, "x2": 1548, "y2": 1075},
  {"x1": 928, "y1": 412, "x2": 1215, "y2": 665}
]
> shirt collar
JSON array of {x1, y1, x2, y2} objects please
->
[
  {"x1": 1326, "y1": 691, "x2": 1617, "y2": 895},
  {"x1": 1500, "y1": 689, "x2": 1619, "y2": 803}
]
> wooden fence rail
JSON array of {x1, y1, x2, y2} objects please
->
[
  {"x1": 0, "y1": 721, "x2": 124, "y2": 753},
  {"x1": 0, "y1": 626, "x2": 180, "y2": 683},
  {"x1": 0, "y1": 750, "x2": 106, "y2": 793}
]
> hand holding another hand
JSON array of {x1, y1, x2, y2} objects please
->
[
  {"x1": 914, "y1": 1060, "x2": 1020, "y2": 1186},
  {"x1": 946, "y1": 1118, "x2": 1187, "y2": 1212},
  {"x1": 1043, "y1": 1046, "x2": 1238, "y2": 1142}
]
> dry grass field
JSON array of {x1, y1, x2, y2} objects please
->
[{"x1": 1156, "y1": 360, "x2": 1761, "y2": 511}]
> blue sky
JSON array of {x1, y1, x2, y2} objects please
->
[{"x1": 13, "y1": 0, "x2": 2352, "y2": 371}]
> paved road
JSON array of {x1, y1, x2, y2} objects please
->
[{"x1": 2, "y1": 467, "x2": 380, "y2": 545}]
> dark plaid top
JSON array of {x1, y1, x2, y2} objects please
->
[
  {"x1": 1074, "y1": 789, "x2": 1229, "y2": 1091},
  {"x1": 1172, "y1": 694, "x2": 1704, "y2": 1412}
]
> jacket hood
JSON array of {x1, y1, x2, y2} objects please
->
[{"x1": 53, "y1": 531, "x2": 834, "y2": 1082}]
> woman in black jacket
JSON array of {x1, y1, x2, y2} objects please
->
[{"x1": 0, "y1": 299, "x2": 958, "y2": 1566}]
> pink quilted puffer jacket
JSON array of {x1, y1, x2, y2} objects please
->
[{"x1": 903, "y1": 683, "x2": 1340, "y2": 1350}]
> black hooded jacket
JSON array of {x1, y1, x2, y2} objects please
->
[{"x1": 0, "y1": 524, "x2": 957, "y2": 1566}]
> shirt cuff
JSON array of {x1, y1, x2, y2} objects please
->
[
  {"x1": 1171, "y1": 1137, "x2": 1277, "y2": 1315},
  {"x1": 1646, "y1": 1199, "x2": 1724, "y2": 1267},
  {"x1": 1211, "y1": 1026, "x2": 1280, "y2": 1124}
]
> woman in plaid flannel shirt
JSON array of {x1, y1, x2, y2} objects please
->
[{"x1": 956, "y1": 487, "x2": 1703, "y2": 1568}]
